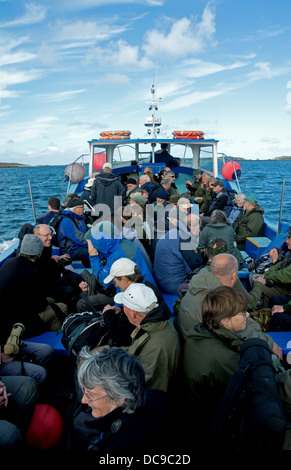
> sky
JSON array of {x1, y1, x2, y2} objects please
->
[{"x1": 0, "y1": 0, "x2": 291, "y2": 166}]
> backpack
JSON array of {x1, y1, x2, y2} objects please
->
[
  {"x1": 49, "y1": 213, "x2": 78, "y2": 247},
  {"x1": 61, "y1": 311, "x2": 109, "y2": 356},
  {"x1": 206, "y1": 338, "x2": 287, "y2": 451}
]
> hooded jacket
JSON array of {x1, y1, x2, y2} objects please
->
[
  {"x1": 90, "y1": 172, "x2": 125, "y2": 212},
  {"x1": 89, "y1": 232, "x2": 155, "y2": 287},
  {"x1": 126, "y1": 303, "x2": 180, "y2": 392},
  {"x1": 176, "y1": 266, "x2": 273, "y2": 349}
]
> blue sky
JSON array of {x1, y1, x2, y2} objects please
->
[{"x1": 0, "y1": 0, "x2": 291, "y2": 165}]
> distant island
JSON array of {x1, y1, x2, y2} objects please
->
[
  {"x1": 1, "y1": 156, "x2": 291, "y2": 168},
  {"x1": 0, "y1": 162, "x2": 30, "y2": 168}
]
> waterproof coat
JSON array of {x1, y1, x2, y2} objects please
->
[
  {"x1": 205, "y1": 190, "x2": 233, "y2": 217},
  {"x1": 154, "y1": 228, "x2": 203, "y2": 295},
  {"x1": 198, "y1": 222, "x2": 244, "y2": 267},
  {"x1": 89, "y1": 233, "x2": 155, "y2": 287},
  {"x1": 90, "y1": 172, "x2": 125, "y2": 212},
  {"x1": 58, "y1": 210, "x2": 88, "y2": 255},
  {"x1": 126, "y1": 304, "x2": 181, "y2": 392},
  {"x1": 176, "y1": 266, "x2": 273, "y2": 349},
  {"x1": 264, "y1": 250, "x2": 291, "y2": 286},
  {"x1": 234, "y1": 205, "x2": 264, "y2": 248}
]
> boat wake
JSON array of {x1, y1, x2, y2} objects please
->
[{"x1": 0, "y1": 238, "x2": 19, "y2": 254}]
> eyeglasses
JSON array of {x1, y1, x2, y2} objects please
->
[
  {"x1": 236, "y1": 312, "x2": 248, "y2": 317},
  {"x1": 39, "y1": 232, "x2": 52, "y2": 238},
  {"x1": 81, "y1": 387, "x2": 107, "y2": 405}
]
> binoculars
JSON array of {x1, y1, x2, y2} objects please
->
[{"x1": 4, "y1": 323, "x2": 25, "y2": 355}]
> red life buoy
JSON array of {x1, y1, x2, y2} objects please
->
[
  {"x1": 221, "y1": 161, "x2": 242, "y2": 181},
  {"x1": 93, "y1": 152, "x2": 106, "y2": 170},
  {"x1": 172, "y1": 130, "x2": 204, "y2": 140},
  {"x1": 99, "y1": 135, "x2": 130, "y2": 140}
]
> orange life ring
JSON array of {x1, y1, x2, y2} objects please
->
[
  {"x1": 100, "y1": 130, "x2": 131, "y2": 137},
  {"x1": 173, "y1": 135, "x2": 204, "y2": 140},
  {"x1": 99, "y1": 135, "x2": 131, "y2": 140},
  {"x1": 172, "y1": 130, "x2": 204, "y2": 137}
]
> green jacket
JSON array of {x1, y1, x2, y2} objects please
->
[
  {"x1": 264, "y1": 251, "x2": 291, "y2": 286},
  {"x1": 198, "y1": 223, "x2": 243, "y2": 267},
  {"x1": 176, "y1": 267, "x2": 272, "y2": 348},
  {"x1": 183, "y1": 323, "x2": 242, "y2": 425},
  {"x1": 234, "y1": 205, "x2": 264, "y2": 247},
  {"x1": 127, "y1": 308, "x2": 181, "y2": 393}
]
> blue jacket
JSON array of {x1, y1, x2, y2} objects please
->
[
  {"x1": 89, "y1": 232, "x2": 155, "y2": 288},
  {"x1": 58, "y1": 210, "x2": 88, "y2": 254},
  {"x1": 154, "y1": 228, "x2": 201, "y2": 295}
]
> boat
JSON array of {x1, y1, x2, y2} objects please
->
[{"x1": 0, "y1": 86, "x2": 290, "y2": 450}]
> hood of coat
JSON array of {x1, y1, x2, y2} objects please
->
[
  {"x1": 187, "y1": 323, "x2": 243, "y2": 352},
  {"x1": 97, "y1": 172, "x2": 121, "y2": 185},
  {"x1": 188, "y1": 266, "x2": 221, "y2": 296},
  {"x1": 90, "y1": 231, "x2": 122, "y2": 255},
  {"x1": 62, "y1": 209, "x2": 84, "y2": 221}
]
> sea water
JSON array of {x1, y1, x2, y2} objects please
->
[{"x1": 0, "y1": 160, "x2": 290, "y2": 252}]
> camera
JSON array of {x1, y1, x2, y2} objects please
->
[{"x1": 4, "y1": 323, "x2": 25, "y2": 355}]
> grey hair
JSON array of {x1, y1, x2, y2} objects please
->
[
  {"x1": 78, "y1": 347, "x2": 146, "y2": 414},
  {"x1": 210, "y1": 209, "x2": 230, "y2": 225},
  {"x1": 235, "y1": 193, "x2": 245, "y2": 202},
  {"x1": 161, "y1": 177, "x2": 171, "y2": 185}
]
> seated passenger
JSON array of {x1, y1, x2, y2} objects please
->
[
  {"x1": 198, "y1": 210, "x2": 243, "y2": 268},
  {"x1": 36, "y1": 196, "x2": 60, "y2": 225},
  {"x1": 72, "y1": 347, "x2": 178, "y2": 451},
  {"x1": 58, "y1": 198, "x2": 90, "y2": 267},
  {"x1": 114, "y1": 283, "x2": 180, "y2": 392},
  {"x1": 0, "y1": 234, "x2": 68, "y2": 340},
  {"x1": 234, "y1": 195, "x2": 264, "y2": 250},
  {"x1": 228, "y1": 193, "x2": 245, "y2": 225},
  {"x1": 185, "y1": 169, "x2": 203, "y2": 197},
  {"x1": 200, "y1": 179, "x2": 233, "y2": 221},
  {"x1": 154, "y1": 212, "x2": 203, "y2": 295}
]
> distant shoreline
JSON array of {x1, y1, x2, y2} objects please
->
[{"x1": 1, "y1": 156, "x2": 291, "y2": 168}]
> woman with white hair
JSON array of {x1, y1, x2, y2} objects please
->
[{"x1": 72, "y1": 347, "x2": 176, "y2": 451}]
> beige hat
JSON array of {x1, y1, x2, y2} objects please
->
[
  {"x1": 85, "y1": 177, "x2": 95, "y2": 188},
  {"x1": 177, "y1": 197, "x2": 192, "y2": 208},
  {"x1": 103, "y1": 162, "x2": 112, "y2": 171}
]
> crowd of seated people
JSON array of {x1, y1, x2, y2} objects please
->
[{"x1": 1, "y1": 154, "x2": 291, "y2": 452}]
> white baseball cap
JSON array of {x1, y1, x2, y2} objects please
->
[
  {"x1": 114, "y1": 283, "x2": 158, "y2": 312},
  {"x1": 103, "y1": 162, "x2": 112, "y2": 170},
  {"x1": 177, "y1": 197, "x2": 192, "y2": 208},
  {"x1": 104, "y1": 258, "x2": 137, "y2": 284}
]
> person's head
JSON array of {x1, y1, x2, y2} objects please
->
[
  {"x1": 126, "y1": 178, "x2": 137, "y2": 192},
  {"x1": 235, "y1": 193, "x2": 245, "y2": 207},
  {"x1": 104, "y1": 258, "x2": 142, "y2": 290},
  {"x1": 114, "y1": 284, "x2": 158, "y2": 328},
  {"x1": 206, "y1": 238, "x2": 228, "y2": 260},
  {"x1": 139, "y1": 189, "x2": 149, "y2": 201},
  {"x1": 192, "y1": 169, "x2": 202, "y2": 181},
  {"x1": 210, "y1": 253, "x2": 238, "y2": 287},
  {"x1": 139, "y1": 174, "x2": 150, "y2": 187},
  {"x1": 103, "y1": 162, "x2": 112, "y2": 173},
  {"x1": 201, "y1": 173, "x2": 210, "y2": 185},
  {"x1": 67, "y1": 198, "x2": 85, "y2": 216},
  {"x1": 156, "y1": 189, "x2": 170, "y2": 204},
  {"x1": 210, "y1": 209, "x2": 230, "y2": 226},
  {"x1": 284, "y1": 227, "x2": 291, "y2": 251},
  {"x1": 161, "y1": 143, "x2": 168, "y2": 150},
  {"x1": 20, "y1": 234, "x2": 43, "y2": 261},
  {"x1": 48, "y1": 196, "x2": 60, "y2": 212},
  {"x1": 143, "y1": 167, "x2": 154, "y2": 182},
  {"x1": 161, "y1": 177, "x2": 171, "y2": 190},
  {"x1": 202, "y1": 285, "x2": 248, "y2": 332},
  {"x1": 177, "y1": 197, "x2": 192, "y2": 214},
  {"x1": 211, "y1": 179, "x2": 224, "y2": 193},
  {"x1": 33, "y1": 224, "x2": 53, "y2": 248},
  {"x1": 243, "y1": 195, "x2": 257, "y2": 211},
  {"x1": 164, "y1": 170, "x2": 175, "y2": 182},
  {"x1": 78, "y1": 346, "x2": 146, "y2": 418}
]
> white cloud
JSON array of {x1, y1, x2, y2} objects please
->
[
  {"x1": 142, "y1": 1, "x2": 216, "y2": 59},
  {"x1": 37, "y1": 89, "x2": 87, "y2": 102},
  {"x1": 0, "y1": 51, "x2": 36, "y2": 66},
  {"x1": 183, "y1": 59, "x2": 247, "y2": 79},
  {"x1": 85, "y1": 39, "x2": 152, "y2": 69},
  {"x1": 0, "y1": 3, "x2": 47, "y2": 28}
]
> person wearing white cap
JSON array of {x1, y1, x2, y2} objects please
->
[
  {"x1": 90, "y1": 162, "x2": 125, "y2": 213},
  {"x1": 113, "y1": 283, "x2": 180, "y2": 392}
]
